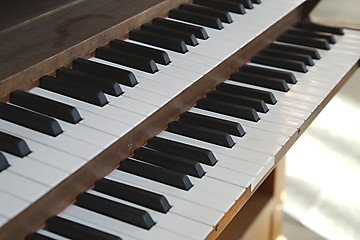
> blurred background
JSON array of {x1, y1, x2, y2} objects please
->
[{"x1": 282, "y1": 0, "x2": 360, "y2": 239}]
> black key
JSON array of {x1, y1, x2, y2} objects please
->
[
  {"x1": 10, "y1": 90, "x2": 82, "y2": 124},
  {"x1": 57, "y1": 68, "x2": 123, "y2": 97},
  {"x1": 133, "y1": 147, "x2": 205, "y2": 178},
  {"x1": 231, "y1": 71, "x2": 290, "y2": 92},
  {"x1": 261, "y1": 48, "x2": 314, "y2": 66},
  {"x1": 196, "y1": 96, "x2": 260, "y2": 122},
  {"x1": 278, "y1": 34, "x2": 330, "y2": 50},
  {"x1": 110, "y1": 39, "x2": 171, "y2": 65},
  {"x1": 40, "y1": 75, "x2": 108, "y2": 107},
  {"x1": 96, "y1": 47, "x2": 158, "y2": 73},
  {"x1": 0, "y1": 131, "x2": 31, "y2": 157},
  {"x1": 169, "y1": 9, "x2": 223, "y2": 30},
  {"x1": 207, "y1": 90, "x2": 268, "y2": 113},
  {"x1": 94, "y1": 178, "x2": 171, "y2": 213},
  {"x1": 218, "y1": 82, "x2": 277, "y2": 104},
  {"x1": 147, "y1": 137, "x2": 217, "y2": 166},
  {"x1": 179, "y1": 4, "x2": 233, "y2": 23},
  {"x1": 228, "y1": 71, "x2": 287, "y2": 93},
  {"x1": 180, "y1": 111, "x2": 246, "y2": 137},
  {"x1": 26, "y1": 232, "x2": 53, "y2": 240},
  {"x1": 226, "y1": 0, "x2": 253, "y2": 9},
  {"x1": 252, "y1": 55, "x2": 308, "y2": 73},
  {"x1": 167, "y1": 120, "x2": 235, "y2": 148},
  {"x1": 0, "y1": 152, "x2": 10, "y2": 172},
  {"x1": 73, "y1": 58, "x2": 138, "y2": 87},
  {"x1": 0, "y1": 102, "x2": 62, "y2": 137},
  {"x1": 129, "y1": 29, "x2": 188, "y2": 53},
  {"x1": 267, "y1": 43, "x2": 320, "y2": 60},
  {"x1": 152, "y1": 17, "x2": 208, "y2": 39},
  {"x1": 46, "y1": 216, "x2": 121, "y2": 240},
  {"x1": 296, "y1": 21, "x2": 344, "y2": 35},
  {"x1": 171, "y1": 9, "x2": 217, "y2": 28},
  {"x1": 252, "y1": 0, "x2": 261, "y2": 3},
  {"x1": 288, "y1": 28, "x2": 336, "y2": 44},
  {"x1": 241, "y1": 64, "x2": 297, "y2": 84},
  {"x1": 76, "y1": 192, "x2": 155, "y2": 230},
  {"x1": 194, "y1": 0, "x2": 246, "y2": 14},
  {"x1": 141, "y1": 23, "x2": 198, "y2": 46},
  {"x1": 119, "y1": 158, "x2": 193, "y2": 191}
]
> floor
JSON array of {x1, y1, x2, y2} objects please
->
[{"x1": 281, "y1": 1, "x2": 360, "y2": 240}]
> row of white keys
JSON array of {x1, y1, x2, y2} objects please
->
[
  {"x1": 0, "y1": 191, "x2": 28, "y2": 222},
  {"x1": 37, "y1": 230, "x2": 71, "y2": 240}
]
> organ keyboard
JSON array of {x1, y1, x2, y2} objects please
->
[{"x1": 0, "y1": 0, "x2": 359, "y2": 239}]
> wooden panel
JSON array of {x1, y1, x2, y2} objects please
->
[
  {"x1": 215, "y1": 167, "x2": 278, "y2": 240},
  {"x1": 0, "y1": 0, "x2": 78, "y2": 31}
]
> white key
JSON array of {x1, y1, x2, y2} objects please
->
[
  {"x1": 37, "y1": 230, "x2": 71, "y2": 240},
  {"x1": 111, "y1": 88, "x2": 169, "y2": 108},
  {"x1": 79, "y1": 110, "x2": 132, "y2": 137},
  {"x1": 0, "y1": 216, "x2": 7, "y2": 227},
  {"x1": 121, "y1": 80, "x2": 181, "y2": 98},
  {"x1": 189, "y1": 175, "x2": 245, "y2": 201},
  {"x1": 0, "y1": 191, "x2": 27, "y2": 219},
  {"x1": 201, "y1": 166, "x2": 252, "y2": 188},
  {"x1": 0, "y1": 171, "x2": 48, "y2": 203},
  {"x1": 58, "y1": 120, "x2": 117, "y2": 149},
  {"x1": 3, "y1": 152, "x2": 67, "y2": 187}
]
